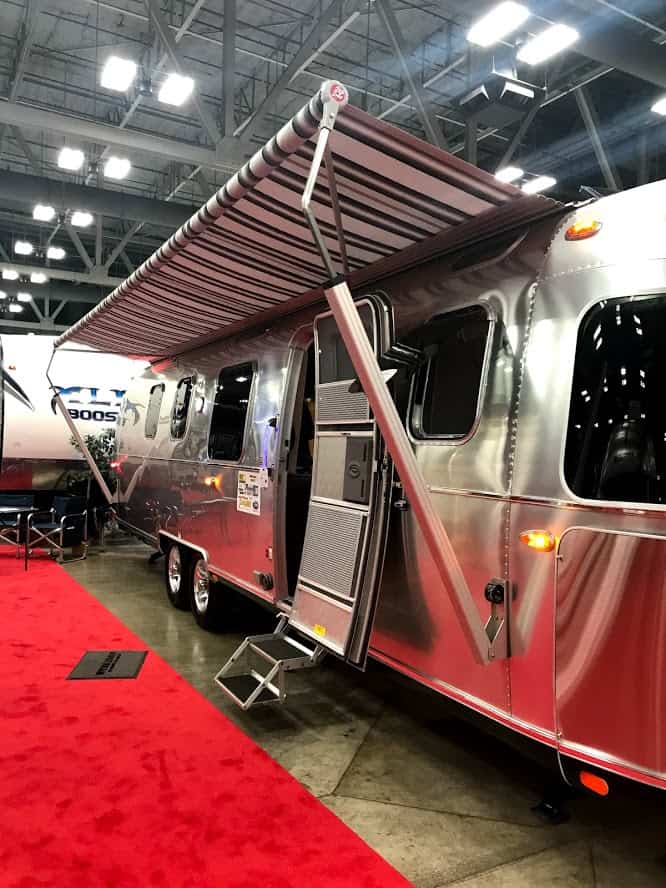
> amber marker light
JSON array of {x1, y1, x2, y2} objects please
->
[
  {"x1": 579, "y1": 770, "x2": 609, "y2": 797},
  {"x1": 519, "y1": 529, "x2": 556, "y2": 552},
  {"x1": 204, "y1": 475, "x2": 221, "y2": 491},
  {"x1": 565, "y1": 219, "x2": 602, "y2": 241}
]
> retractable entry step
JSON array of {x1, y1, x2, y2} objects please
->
[{"x1": 214, "y1": 616, "x2": 326, "y2": 710}]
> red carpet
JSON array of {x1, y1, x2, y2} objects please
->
[{"x1": 0, "y1": 551, "x2": 412, "y2": 887}]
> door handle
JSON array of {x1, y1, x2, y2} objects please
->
[{"x1": 393, "y1": 498, "x2": 409, "y2": 511}]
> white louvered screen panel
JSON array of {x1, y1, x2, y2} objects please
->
[
  {"x1": 299, "y1": 502, "x2": 365, "y2": 599},
  {"x1": 317, "y1": 381, "x2": 369, "y2": 423}
]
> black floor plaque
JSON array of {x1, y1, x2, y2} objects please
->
[{"x1": 68, "y1": 650, "x2": 148, "y2": 680}]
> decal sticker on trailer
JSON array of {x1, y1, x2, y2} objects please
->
[{"x1": 237, "y1": 471, "x2": 261, "y2": 515}]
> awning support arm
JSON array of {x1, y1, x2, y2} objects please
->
[
  {"x1": 299, "y1": 89, "x2": 506, "y2": 666},
  {"x1": 324, "y1": 281, "x2": 498, "y2": 666},
  {"x1": 300, "y1": 81, "x2": 349, "y2": 280},
  {"x1": 46, "y1": 349, "x2": 115, "y2": 506}
]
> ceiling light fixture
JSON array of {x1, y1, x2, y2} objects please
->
[
  {"x1": 467, "y1": 2, "x2": 530, "y2": 47},
  {"x1": 517, "y1": 24, "x2": 579, "y2": 65},
  {"x1": 58, "y1": 147, "x2": 85, "y2": 171},
  {"x1": 30, "y1": 272, "x2": 48, "y2": 284},
  {"x1": 71, "y1": 211, "x2": 93, "y2": 227},
  {"x1": 33, "y1": 204, "x2": 55, "y2": 222},
  {"x1": 47, "y1": 246, "x2": 66, "y2": 260},
  {"x1": 8, "y1": 303, "x2": 23, "y2": 313},
  {"x1": 495, "y1": 165, "x2": 524, "y2": 183},
  {"x1": 158, "y1": 73, "x2": 194, "y2": 106},
  {"x1": 16, "y1": 292, "x2": 32, "y2": 303},
  {"x1": 101, "y1": 56, "x2": 137, "y2": 92},
  {"x1": 2, "y1": 269, "x2": 19, "y2": 280},
  {"x1": 14, "y1": 240, "x2": 34, "y2": 256},
  {"x1": 522, "y1": 175, "x2": 557, "y2": 194},
  {"x1": 651, "y1": 96, "x2": 666, "y2": 116},
  {"x1": 0, "y1": 291, "x2": 6, "y2": 300},
  {"x1": 103, "y1": 156, "x2": 131, "y2": 180}
]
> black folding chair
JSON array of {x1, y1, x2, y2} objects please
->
[
  {"x1": 27, "y1": 496, "x2": 89, "y2": 563},
  {"x1": 0, "y1": 494, "x2": 35, "y2": 557}
]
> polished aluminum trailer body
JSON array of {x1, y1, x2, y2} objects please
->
[
  {"x1": 54, "y1": 82, "x2": 666, "y2": 792},
  {"x1": 111, "y1": 180, "x2": 666, "y2": 790}
]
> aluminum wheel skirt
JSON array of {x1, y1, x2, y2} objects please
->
[{"x1": 55, "y1": 81, "x2": 561, "y2": 361}]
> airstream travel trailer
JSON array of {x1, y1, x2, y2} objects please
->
[
  {"x1": 0, "y1": 335, "x2": 141, "y2": 491},
  {"x1": 54, "y1": 81, "x2": 666, "y2": 795}
]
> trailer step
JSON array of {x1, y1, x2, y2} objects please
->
[{"x1": 214, "y1": 616, "x2": 326, "y2": 711}]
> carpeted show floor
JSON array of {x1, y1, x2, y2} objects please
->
[{"x1": 0, "y1": 550, "x2": 412, "y2": 887}]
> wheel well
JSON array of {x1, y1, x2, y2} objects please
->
[{"x1": 159, "y1": 534, "x2": 208, "y2": 567}]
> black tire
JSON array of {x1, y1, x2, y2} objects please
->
[
  {"x1": 189, "y1": 555, "x2": 225, "y2": 631},
  {"x1": 164, "y1": 543, "x2": 189, "y2": 610}
]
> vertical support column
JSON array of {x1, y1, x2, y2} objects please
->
[
  {"x1": 575, "y1": 87, "x2": 622, "y2": 192},
  {"x1": 223, "y1": 0, "x2": 236, "y2": 138},
  {"x1": 464, "y1": 119, "x2": 478, "y2": 166},
  {"x1": 637, "y1": 129, "x2": 649, "y2": 185},
  {"x1": 374, "y1": 0, "x2": 445, "y2": 149},
  {"x1": 95, "y1": 165, "x2": 103, "y2": 268},
  {"x1": 324, "y1": 280, "x2": 491, "y2": 665}
]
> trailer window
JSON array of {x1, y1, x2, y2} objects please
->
[
  {"x1": 170, "y1": 376, "x2": 194, "y2": 439},
  {"x1": 409, "y1": 305, "x2": 491, "y2": 438},
  {"x1": 565, "y1": 294, "x2": 666, "y2": 504},
  {"x1": 208, "y1": 363, "x2": 253, "y2": 462},
  {"x1": 145, "y1": 383, "x2": 165, "y2": 438}
]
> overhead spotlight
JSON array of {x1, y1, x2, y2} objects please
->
[
  {"x1": 651, "y1": 97, "x2": 666, "y2": 116},
  {"x1": 467, "y1": 2, "x2": 530, "y2": 48},
  {"x1": 14, "y1": 240, "x2": 33, "y2": 256},
  {"x1": 495, "y1": 165, "x2": 524, "y2": 183},
  {"x1": 2, "y1": 269, "x2": 19, "y2": 280},
  {"x1": 58, "y1": 147, "x2": 85, "y2": 171},
  {"x1": 8, "y1": 303, "x2": 23, "y2": 313},
  {"x1": 16, "y1": 292, "x2": 32, "y2": 303},
  {"x1": 104, "y1": 156, "x2": 131, "y2": 180},
  {"x1": 517, "y1": 24, "x2": 579, "y2": 65},
  {"x1": 46, "y1": 246, "x2": 66, "y2": 260},
  {"x1": 158, "y1": 73, "x2": 194, "y2": 106},
  {"x1": 522, "y1": 175, "x2": 557, "y2": 194},
  {"x1": 101, "y1": 56, "x2": 137, "y2": 92},
  {"x1": 0, "y1": 291, "x2": 6, "y2": 299},
  {"x1": 71, "y1": 211, "x2": 93, "y2": 227},
  {"x1": 30, "y1": 272, "x2": 48, "y2": 284},
  {"x1": 33, "y1": 204, "x2": 55, "y2": 222}
]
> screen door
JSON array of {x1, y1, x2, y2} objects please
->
[{"x1": 289, "y1": 297, "x2": 393, "y2": 666}]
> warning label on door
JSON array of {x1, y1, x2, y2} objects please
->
[{"x1": 237, "y1": 471, "x2": 261, "y2": 515}]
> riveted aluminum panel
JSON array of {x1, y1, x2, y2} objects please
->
[{"x1": 556, "y1": 527, "x2": 666, "y2": 782}]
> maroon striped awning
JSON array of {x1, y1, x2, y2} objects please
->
[{"x1": 56, "y1": 82, "x2": 562, "y2": 359}]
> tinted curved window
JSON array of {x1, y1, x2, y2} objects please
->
[
  {"x1": 145, "y1": 383, "x2": 164, "y2": 439},
  {"x1": 208, "y1": 363, "x2": 253, "y2": 462},
  {"x1": 565, "y1": 295, "x2": 666, "y2": 504},
  {"x1": 408, "y1": 306, "x2": 491, "y2": 438},
  {"x1": 170, "y1": 376, "x2": 194, "y2": 439}
]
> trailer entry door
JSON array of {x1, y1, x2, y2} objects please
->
[{"x1": 290, "y1": 297, "x2": 393, "y2": 666}]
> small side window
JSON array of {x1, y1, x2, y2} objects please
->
[
  {"x1": 170, "y1": 376, "x2": 195, "y2": 439},
  {"x1": 208, "y1": 363, "x2": 254, "y2": 462},
  {"x1": 408, "y1": 305, "x2": 492, "y2": 439},
  {"x1": 145, "y1": 383, "x2": 165, "y2": 438}
]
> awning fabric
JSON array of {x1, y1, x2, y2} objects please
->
[{"x1": 55, "y1": 81, "x2": 563, "y2": 360}]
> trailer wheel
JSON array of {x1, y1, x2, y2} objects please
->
[
  {"x1": 190, "y1": 556, "x2": 224, "y2": 631},
  {"x1": 165, "y1": 543, "x2": 189, "y2": 610}
]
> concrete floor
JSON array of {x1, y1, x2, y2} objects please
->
[{"x1": 66, "y1": 539, "x2": 666, "y2": 888}]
